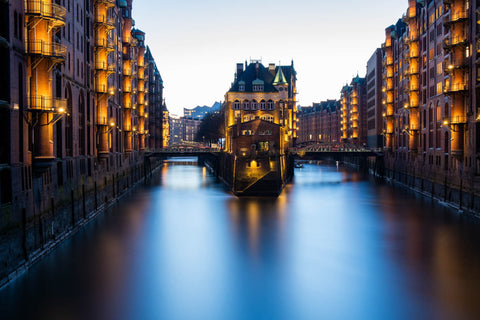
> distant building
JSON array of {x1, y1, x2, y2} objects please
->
[
  {"x1": 341, "y1": 76, "x2": 367, "y2": 145},
  {"x1": 162, "y1": 102, "x2": 170, "y2": 147},
  {"x1": 169, "y1": 115, "x2": 184, "y2": 145},
  {"x1": 184, "y1": 118, "x2": 201, "y2": 142},
  {"x1": 184, "y1": 102, "x2": 222, "y2": 120},
  {"x1": 297, "y1": 100, "x2": 341, "y2": 145}
]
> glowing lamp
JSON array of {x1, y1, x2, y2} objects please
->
[
  {"x1": 58, "y1": 107, "x2": 65, "y2": 113},
  {"x1": 110, "y1": 121, "x2": 115, "y2": 127}
]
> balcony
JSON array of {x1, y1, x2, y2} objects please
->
[
  {"x1": 95, "y1": 15, "x2": 116, "y2": 29},
  {"x1": 444, "y1": 83, "x2": 468, "y2": 94},
  {"x1": 404, "y1": 36, "x2": 418, "y2": 44},
  {"x1": 405, "y1": 83, "x2": 419, "y2": 92},
  {"x1": 444, "y1": 35, "x2": 468, "y2": 49},
  {"x1": 123, "y1": 67, "x2": 132, "y2": 76},
  {"x1": 25, "y1": 1, "x2": 66, "y2": 28},
  {"x1": 26, "y1": 41, "x2": 66, "y2": 61},
  {"x1": 27, "y1": 96, "x2": 66, "y2": 112},
  {"x1": 95, "y1": 38, "x2": 115, "y2": 51},
  {"x1": 96, "y1": 84, "x2": 115, "y2": 94},
  {"x1": 408, "y1": 66, "x2": 420, "y2": 75},
  {"x1": 94, "y1": 0, "x2": 116, "y2": 8},
  {"x1": 449, "y1": 115, "x2": 468, "y2": 124},
  {"x1": 444, "y1": 11, "x2": 468, "y2": 25},
  {"x1": 443, "y1": 57, "x2": 468, "y2": 73},
  {"x1": 95, "y1": 61, "x2": 116, "y2": 73}
]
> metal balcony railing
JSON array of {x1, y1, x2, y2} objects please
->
[
  {"x1": 27, "y1": 96, "x2": 66, "y2": 111},
  {"x1": 95, "y1": 38, "x2": 115, "y2": 50},
  {"x1": 25, "y1": 1, "x2": 66, "y2": 26},
  {"x1": 450, "y1": 115, "x2": 468, "y2": 124},
  {"x1": 95, "y1": 84, "x2": 115, "y2": 94},
  {"x1": 444, "y1": 11, "x2": 468, "y2": 24},
  {"x1": 444, "y1": 35, "x2": 468, "y2": 48},
  {"x1": 95, "y1": 15, "x2": 116, "y2": 28},
  {"x1": 444, "y1": 83, "x2": 468, "y2": 93},
  {"x1": 26, "y1": 41, "x2": 66, "y2": 60},
  {"x1": 94, "y1": 0, "x2": 115, "y2": 7},
  {"x1": 95, "y1": 61, "x2": 115, "y2": 73}
]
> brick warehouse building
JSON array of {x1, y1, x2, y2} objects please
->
[
  {"x1": 382, "y1": 0, "x2": 480, "y2": 195},
  {"x1": 0, "y1": 0, "x2": 166, "y2": 282},
  {"x1": 297, "y1": 100, "x2": 341, "y2": 145}
]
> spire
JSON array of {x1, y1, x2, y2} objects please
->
[{"x1": 273, "y1": 67, "x2": 287, "y2": 85}]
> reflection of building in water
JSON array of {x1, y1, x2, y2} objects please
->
[
  {"x1": 227, "y1": 198, "x2": 286, "y2": 258},
  {"x1": 223, "y1": 60, "x2": 297, "y2": 196}
]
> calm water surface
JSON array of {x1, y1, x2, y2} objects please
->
[{"x1": 2, "y1": 158, "x2": 480, "y2": 320}]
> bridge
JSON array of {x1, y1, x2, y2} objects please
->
[
  {"x1": 145, "y1": 143, "x2": 383, "y2": 159},
  {"x1": 146, "y1": 146, "x2": 222, "y2": 158},
  {"x1": 291, "y1": 143, "x2": 383, "y2": 160}
]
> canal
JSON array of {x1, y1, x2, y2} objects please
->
[{"x1": 2, "y1": 158, "x2": 480, "y2": 320}]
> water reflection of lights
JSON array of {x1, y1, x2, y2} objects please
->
[{"x1": 227, "y1": 197, "x2": 288, "y2": 259}]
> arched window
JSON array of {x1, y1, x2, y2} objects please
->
[
  {"x1": 233, "y1": 100, "x2": 240, "y2": 110},
  {"x1": 267, "y1": 100, "x2": 274, "y2": 110},
  {"x1": 243, "y1": 100, "x2": 249, "y2": 110},
  {"x1": 260, "y1": 100, "x2": 266, "y2": 110},
  {"x1": 251, "y1": 100, "x2": 258, "y2": 110}
]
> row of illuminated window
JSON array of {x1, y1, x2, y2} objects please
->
[
  {"x1": 234, "y1": 112, "x2": 275, "y2": 123},
  {"x1": 241, "y1": 129, "x2": 272, "y2": 136},
  {"x1": 232, "y1": 100, "x2": 284, "y2": 110}
]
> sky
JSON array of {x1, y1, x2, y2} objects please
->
[{"x1": 133, "y1": 0, "x2": 407, "y2": 115}]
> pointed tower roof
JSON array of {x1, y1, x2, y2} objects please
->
[{"x1": 273, "y1": 67, "x2": 287, "y2": 85}]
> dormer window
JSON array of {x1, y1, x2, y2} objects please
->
[
  {"x1": 238, "y1": 81, "x2": 245, "y2": 92},
  {"x1": 252, "y1": 79, "x2": 264, "y2": 92}
]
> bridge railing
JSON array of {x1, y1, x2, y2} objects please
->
[
  {"x1": 153, "y1": 147, "x2": 223, "y2": 153},
  {"x1": 291, "y1": 144, "x2": 383, "y2": 154}
]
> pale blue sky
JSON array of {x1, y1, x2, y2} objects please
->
[{"x1": 133, "y1": 0, "x2": 407, "y2": 115}]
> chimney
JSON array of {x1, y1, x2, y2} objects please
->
[
  {"x1": 237, "y1": 63, "x2": 244, "y2": 78},
  {"x1": 269, "y1": 63, "x2": 276, "y2": 76}
]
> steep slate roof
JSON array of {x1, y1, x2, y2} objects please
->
[{"x1": 229, "y1": 62, "x2": 295, "y2": 94}]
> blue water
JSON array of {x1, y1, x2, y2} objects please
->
[{"x1": 2, "y1": 159, "x2": 480, "y2": 320}]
